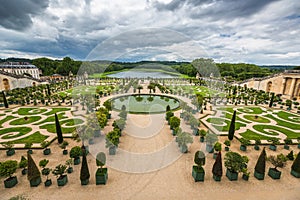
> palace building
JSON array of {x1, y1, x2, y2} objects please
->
[{"x1": 238, "y1": 70, "x2": 300, "y2": 100}]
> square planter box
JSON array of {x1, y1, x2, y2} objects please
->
[
  {"x1": 254, "y1": 171, "x2": 265, "y2": 180},
  {"x1": 96, "y1": 168, "x2": 108, "y2": 185},
  {"x1": 284, "y1": 145, "x2": 290, "y2": 150},
  {"x1": 57, "y1": 175, "x2": 68, "y2": 186},
  {"x1": 193, "y1": 129, "x2": 199, "y2": 136},
  {"x1": 67, "y1": 167, "x2": 73, "y2": 174},
  {"x1": 291, "y1": 169, "x2": 300, "y2": 178},
  {"x1": 74, "y1": 157, "x2": 81, "y2": 165},
  {"x1": 44, "y1": 179, "x2": 52, "y2": 187},
  {"x1": 268, "y1": 168, "x2": 281, "y2": 179},
  {"x1": 224, "y1": 147, "x2": 230, "y2": 151},
  {"x1": 30, "y1": 176, "x2": 41, "y2": 187},
  {"x1": 6, "y1": 149, "x2": 15, "y2": 156},
  {"x1": 213, "y1": 174, "x2": 221, "y2": 182},
  {"x1": 192, "y1": 166, "x2": 205, "y2": 182},
  {"x1": 254, "y1": 145, "x2": 260, "y2": 151},
  {"x1": 109, "y1": 146, "x2": 117, "y2": 155},
  {"x1": 269, "y1": 145, "x2": 277, "y2": 151},
  {"x1": 4, "y1": 176, "x2": 18, "y2": 188},
  {"x1": 63, "y1": 150, "x2": 68, "y2": 155},
  {"x1": 226, "y1": 169, "x2": 238, "y2": 181},
  {"x1": 43, "y1": 148, "x2": 51, "y2": 155},
  {"x1": 240, "y1": 145, "x2": 247, "y2": 151},
  {"x1": 200, "y1": 137, "x2": 205, "y2": 143},
  {"x1": 242, "y1": 174, "x2": 249, "y2": 181},
  {"x1": 81, "y1": 179, "x2": 89, "y2": 185},
  {"x1": 206, "y1": 144, "x2": 214, "y2": 153}
]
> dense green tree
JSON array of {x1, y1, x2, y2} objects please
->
[
  {"x1": 269, "y1": 93, "x2": 275, "y2": 108},
  {"x1": 212, "y1": 152, "x2": 223, "y2": 177},
  {"x1": 228, "y1": 111, "x2": 236, "y2": 140},
  {"x1": 80, "y1": 149, "x2": 90, "y2": 184},
  {"x1": 255, "y1": 147, "x2": 267, "y2": 174},
  {"x1": 291, "y1": 153, "x2": 300, "y2": 173},
  {"x1": 55, "y1": 113, "x2": 63, "y2": 144},
  {"x1": 27, "y1": 153, "x2": 41, "y2": 183},
  {"x1": 2, "y1": 91, "x2": 8, "y2": 108}
]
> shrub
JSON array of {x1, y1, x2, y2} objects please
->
[
  {"x1": 228, "y1": 110, "x2": 236, "y2": 140},
  {"x1": 70, "y1": 146, "x2": 82, "y2": 158},
  {"x1": 268, "y1": 138, "x2": 280, "y2": 145},
  {"x1": 212, "y1": 152, "x2": 223, "y2": 177},
  {"x1": 96, "y1": 152, "x2": 106, "y2": 169},
  {"x1": 80, "y1": 151, "x2": 90, "y2": 182},
  {"x1": 284, "y1": 138, "x2": 293, "y2": 145},
  {"x1": 287, "y1": 151, "x2": 294, "y2": 161},
  {"x1": 0, "y1": 160, "x2": 18, "y2": 178},
  {"x1": 194, "y1": 151, "x2": 205, "y2": 171},
  {"x1": 255, "y1": 148, "x2": 267, "y2": 174},
  {"x1": 214, "y1": 142, "x2": 222, "y2": 152},
  {"x1": 224, "y1": 140, "x2": 231, "y2": 147},
  {"x1": 268, "y1": 153, "x2": 288, "y2": 170},
  {"x1": 52, "y1": 164, "x2": 67, "y2": 179},
  {"x1": 165, "y1": 111, "x2": 174, "y2": 121},
  {"x1": 291, "y1": 153, "x2": 300, "y2": 173},
  {"x1": 27, "y1": 153, "x2": 41, "y2": 181},
  {"x1": 239, "y1": 138, "x2": 251, "y2": 146},
  {"x1": 60, "y1": 141, "x2": 69, "y2": 150},
  {"x1": 224, "y1": 151, "x2": 248, "y2": 173},
  {"x1": 169, "y1": 116, "x2": 180, "y2": 130},
  {"x1": 19, "y1": 156, "x2": 28, "y2": 170}
]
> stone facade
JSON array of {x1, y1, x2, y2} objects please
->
[
  {"x1": 238, "y1": 70, "x2": 300, "y2": 100},
  {"x1": 0, "y1": 62, "x2": 40, "y2": 79}
]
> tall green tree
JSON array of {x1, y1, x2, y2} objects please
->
[
  {"x1": 269, "y1": 93, "x2": 274, "y2": 108},
  {"x1": 80, "y1": 149, "x2": 90, "y2": 184},
  {"x1": 228, "y1": 110, "x2": 236, "y2": 140},
  {"x1": 291, "y1": 152, "x2": 300, "y2": 173},
  {"x1": 55, "y1": 113, "x2": 63, "y2": 144},
  {"x1": 212, "y1": 151, "x2": 223, "y2": 177},
  {"x1": 255, "y1": 147, "x2": 267, "y2": 174},
  {"x1": 2, "y1": 91, "x2": 8, "y2": 108}
]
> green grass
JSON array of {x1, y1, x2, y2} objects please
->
[
  {"x1": 43, "y1": 107, "x2": 71, "y2": 116},
  {"x1": 266, "y1": 114, "x2": 300, "y2": 130},
  {"x1": 237, "y1": 107, "x2": 264, "y2": 114},
  {"x1": 34, "y1": 113, "x2": 68, "y2": 125},
  {"x1": 275, "y1": 111, "x2": 300, "y2": 123},
  {"x1": 206, "y1": 117, "x2": 225, "y2": 125},
  {"x1": 9, "y1": 116, "x2": 41, "y2": 125},
  {"x1": 7, "y1": 131, "x2": 48, "y2": 144},
  {"x1": 240, "y1": 130, "x2": 275, "y2": 140},
  {"x1": 217, "y1": 107, "x2": 235, "y2": 113},
  {"x1": 243, "y1": 115, "x2": 270, "y2": 123},
  {"x1": 17, "y1": 108, "x2": 47, "y2": 115},
  {"x1": 207, "y1": 118, "x2": 246, "y2": 132},
  {"x1": 39, "y1": 118, "x2": 84, "y2": 133},
  {"x1": 0, "y1": 116, "x2": 16, "y2": 128},
  {"x1": 253, "y1": 124, "x2": 299, "y2": 138},
  {"x1": 0, "y1": 127, "x2": 32, "y2": 139}
]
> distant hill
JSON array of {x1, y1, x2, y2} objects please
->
[{"x1": 260, "y1": 65, "x2": 297, "y2": 70}]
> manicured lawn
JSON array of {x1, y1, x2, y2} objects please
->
[
  {"x1": 43, "y1": 107, "x2": 71, "y2": 116},
  {"x1": 9, "y1": 116, "x2": 41, "y2": 125},
  {"x1": 17, "y1": 108, "x2": 47, "y2": 115},
  {"x1": 243, "y1": 115, "x2": 270, "y2": 123},
  {"x1": 34, "y1": 113, "x2": 67, "y2": 125},
  {"x1": 266, "y1": 114, "x2": 300, "y2": 130},
  {"x1": 7, "y1": 131, "x2": 48, "y2": 144},
  {"x1": 0, "y1": 127, "x2": 32, "y2": 139},
  {"x1": 240, "y1": 130, "x2": 275, "y2": 140},
  {"x1": 275, "y1": 111, "x2": 300, "y2": 123},
  {"x1": 207, "y1": 117, "x2": 246, "y2": 131},
  {"x1": 237, "y1": 107, "x2": 264, "y2": 114},
  {"x1": 253, "y1": 124, "x2": 299, "y2": 138},
  {"x1": 39, "y1": 118, "x2": 84, "y2": 133},
  {"x1": 0, "y1": 116, "x2": 16, "y2": 128}
]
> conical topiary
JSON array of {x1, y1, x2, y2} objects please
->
[
  {"x1": 269, "y1": 93, "x2": 274, "y2": 108},
  {"x1": 80, "y1": 149, "x2": 90, "y2": 185},
  {"x1": 228, "y1": 111, "x2": 236, "y2": 141},
  {"x1": 291, "y1": 152, "x2": 300, "y2": 173},
  {"x1": 255, "y1": 147, "x2": 266, "y2": 174},
  {"x1": 27, "y1": 153, "x2": 41, "y2": 186},
  {"x1": 212, "y1": 151, "x2": 223, "y2": 177},
  {"x1": 55, "y1": 113, "x2": 63, "y2": 144}
]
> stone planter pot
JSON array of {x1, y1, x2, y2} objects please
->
[
  {"x1": 226, "y1": 169, "x2": 238, "y2": 181},
  {"x1": 254, "y1": 170, "x2": 265, "y2": 180},
  {"x1": 74, "y1": 157, "x2": 80, "y2": 165},
  {"x1": 81, "y1": 179, "x2": 89, "y2": 185},
  {"x1": 213, "y1": 174, "x2": 221, "y2": 182},
  {"x1": 57, "y1": 175, "x2": 68, "y2": 186},
  {"x1": 192, "y1": 166, "x2": 205, "y2": 182},
  {"x1": 254, "y1": 145, "x2": 260, "y2": 150},
  {"x1": 67, "y1": 167, "x2": 73, "y2": 174},
  {"x1": 43, "y1": 148, "x2": 51, "y2": 155},
  {"x1": 44, "y1": 179, "x2": 52, "y2": 187},
  {"x1": 268, "y1": 168, "x2": 281, "y2": 179},
  {"x1": 200, "y1": 137, "x2": 205, "y2": 143},
  {"x1": 21, "y1": 168, "x2": 28, "y2": 175},
  {"x1": 4, "y1": 176, "x2": 18, "y2": 188},
  {"x1": 291, "y1": 169, "x2": 300, "y2": 178},
  {"x1": 284, "y1": 145, "x2": 290, "y2": 150},
  {"x1": 206, "y1": 144, "x2": 214, "y2": 153},
  {"x1": 63, "y1": 149, "x2": 68, "y2": 155},
  {"x1": 240, "y1": 145, "x2": 247, "y2": 151},
  {"x1": 269, "y1": 145, "x2": 277, "y2": 151},
  {"x1": 109, "y1": 146, "x2": 117, "y2": 155},
  {"x1": 30, "y1": 176, "x2": 41, "y2": 187},
  {"x1": 242, "y1": 174, "x2": 249, "y2": 181},
  {"x1": 6, "y1": 149, "x2": 15, "y2": 156},
  {"x1": 96, "y1": 168, "x2": 108, "y2": 185}
]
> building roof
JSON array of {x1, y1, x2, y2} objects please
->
[{"x1": 0, "y1": 62, "x2": 38, "y2": 69}]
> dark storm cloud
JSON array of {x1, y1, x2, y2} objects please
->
[
  {"x1": 0, "y1": 0, "x2": 49, "y2": 31},
  {"x1": 154, "y1": 0, "x2": 278, "y2": 19}
]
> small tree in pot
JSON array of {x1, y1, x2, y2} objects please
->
[
  {"x1": 213, "y1": 142, "x2": 222, "y2": 159},
  {"x1": 60, "y1": 141, "x2": 69, "y2": 155},
  {"x1": 70, "y1": 146, "x2": 82, "y2": 165},
  {"x1": 199, "y1": 129, "x2": 207, "y2": 143},
  {"x1": 206, "y1": 132, "x2": 218, "y2": 153},
  {"x1": 25, "y1": 142, "x2": 33, "y2": 154},
  {"x1": 267, "y1": 153, "x2": 288, "y2": 179},
  {"x1": 224, "y1": 140, "x2": 231, "y2": 151},
  {"x1": 3, "y1": 142, "x2": 15, "y2": 156},
  {"x1": 52, "y1": 164, "x2": 68, "y2": 186},
  {"x1": 19, "y1": 156, "x2": 28, "y2": 175},
  {"x1": 239, "y1": 138, "x2": 250, "y2": 151},
  {"x1": 176, "y1": 132, "x2": 193, "y2": 153},
  {"x1": 0, "y1": 160, "x2": 18, "y2": 188},
  {"x1": 96, "y1": 152, "x2": 108, "y2": 185},
  {"x1": 169, "y1": 116, "x2": 180, "y2": 135},
  {"x1": 283, "y1": 138, "x2": 292, "y2": 150},
  {"x1": 40, "y1": 141, "x2": 51, "y2": 155},
  {"x1": 80, "y1": 149, "x2": 90, "y2": 185},
  {"x1": 65, "y1": 159, "x2": 74, "y2": 173},
  {"x1": 224, "y1": 151, "x2": 249, "y2": 181},
  {"x1": 192, "y1": 151, "x2": 206, "y2": 182},
  {"x1": 268, "y1": 138, "x2": 280, "y2": 151},
  {"x1": 106, "y1": 130, "x2": 120, "y2": 155},
  {"x1": 39, "y1": 159, "x2": 52, "y2": 186},
  {"x1": 212, "y1": 152, "x2": 223, "y2": 181},
  {"x1": 254, "y1": 139, "x2": 261, "y2": 150}
]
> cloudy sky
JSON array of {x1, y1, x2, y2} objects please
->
[{"x1": 0, "y1": 0, "x2": 299, "y2": 65}]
